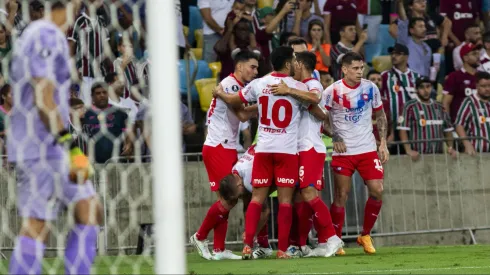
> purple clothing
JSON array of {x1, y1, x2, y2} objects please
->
[
  {"x1": 15, "y1": 159, "x2": 96, "y2": 220},
  {"x1": 9, "y1": 236, "x2": 45, "y2": 275},
  {"x1": 7, "y1": 20, "x2": 71, "y2": 163},
  {"x1": 65, "y1": 224, "x2": 99, "y2": 275}
]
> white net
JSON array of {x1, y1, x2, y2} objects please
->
[{"x1": 0, "y1": 0, "x2": 153, "y2": 274}]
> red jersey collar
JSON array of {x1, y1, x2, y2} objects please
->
[
  {"x1": 342, "y1": 79, "x2": 361, "y2": 89},
  {"x1": 271, "y1": 72, "x2": 289, "y2": 77},
  {"x1": 302, "y1": 78, "x2": 315, "y2": 83},
  {"x1": 230, "y1": 73, "x2": 244, "y2": 87}
]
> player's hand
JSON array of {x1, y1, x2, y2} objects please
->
[
  {"x1": 8, "y1": 0, "x2": 19, "y2": 13},
  {"x1": 212, "y1": 84, "x2": 224, "y2": 98},
  {"x1": 378, "y1": 140, "x2": 390, "y2": 163},
  {"x1": 465, "y1": 145, "x2": 476, "y2": 156},
  {"x1": 447, "y1": 146, "x2": 457, "y2": 160},
  {"x1": 406, "y1": 150, "x2": 420, "y2": 162},
  {"x1": 359, "y1": 30, "x2": 368, "y2": 43},
  {"x1": 271, "y1": 80, "x2": 291, "y2": 96},
  {"x1": 121, "y1": 142, "x2": 133, "y2": 156},
  {"x1": 333, "y1": 141, "x2": 347, "y2": 153}
]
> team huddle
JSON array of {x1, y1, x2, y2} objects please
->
[{"x1": 190, "y1": 45, "x2": 389, "y2": 260}]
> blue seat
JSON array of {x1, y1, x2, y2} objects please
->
[
  {"x1": 364, "y1": 44, "x2": 383, "y2": 64},
  {"x1": 188, "y1": 6, "x2": 203, "y2": 46},
  {"x1": 377, "y1": 24, "x2": 395, "y2": 55},
  {"x1": 179, "y1": 60, "x2": 212, "y2": 100}
]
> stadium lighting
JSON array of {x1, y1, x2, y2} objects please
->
[{"x1": 148, "y1": 0, "x2": 186, "y2": 273}]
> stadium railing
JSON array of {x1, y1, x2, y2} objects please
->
[{"x1": 1, "y1": 137, "x2": 490, "y2": 257}]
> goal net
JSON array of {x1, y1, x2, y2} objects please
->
[{"x1": 0, "y1": 0, "x2": 183, "y2": 273}]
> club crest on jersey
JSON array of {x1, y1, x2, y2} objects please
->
[
  {"x1": 419, "y1": 118, "x2": 426, "y2": 127},
  {"x1": 480, "y1": 116, "x2": 487, "y2": 124},
  {"x1": 398, "y1": 116, "x2": 404, "y2": 124},
  {"x1": 362, "y1": 94, "x2": 369, "y2": 101},
  {"x1": 232, "y1": 85, "x2": 239, "y2": 92}
]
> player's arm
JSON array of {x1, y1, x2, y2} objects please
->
[
  {"x1": 309, "y1": 104, "x2": 327, "y2": 121},
  {"x1": 442, "y1": 94, "x2": 453, "y2": 118},
  {"x1": 33, "y1": 78, "x2": 66, "y2": 136},
  {"x1": 213, "y1": 84, "x2": 245, "y2": 108},
  {"x1": 455, "y1": 125, "x2": 476, "y2": 155},
  {"x1": 374, "y1": 108, "x2": 390, "y2": 163},
  {"x1": 322, "y1": 114, "x2": 333, "y2": 137},
  {"x1": 270, "y1": 80, "x2": 321, "y2": 105},
  {"x1": 241, "y1": 128, "x2": 252, "y2": 150},
  {"x1": 233, "y1": 104, "x2": 258, "y2": 122},
  {"x1": 442, "y1": 109, "x2": 456, "y2": 157}
]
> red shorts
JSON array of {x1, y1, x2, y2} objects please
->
[
  {"x1": 251, "y1": 152, "x2": 298, "y2": 188},
  {"x1": 202, "y1": 144, "x2": 238, "y2": 191},
  {"x1": 299, "y1": 148, "x2": 326, "y2": 190},
  {"x1": 331, "y1": 151, "x2": 384, "y2": 181}
]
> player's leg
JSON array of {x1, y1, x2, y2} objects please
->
[
  {"x1": 356, "y1": 152, "x2": 384, "y2": 254},
  {"x1": 298, "y1": 150, "x2": 342, "y2": 257},
  {"x1": 242, "y1": 152, "x2": 273, "y2": 260},
  {"x1": 274, "y1": 153, "x2": 299, "y2": 259},
  {"x1": 191, "y1": 145, "x2": 237, "y2": 260},
  {"x1": 9, "y1": 161, "x2": 60, "y2": 275},
  {"x1": 210, "y1": 196, "x2": 241, "y2": 260},
  {"x1": 253, "y1": 202, "x2": 273, "y2": 259}
]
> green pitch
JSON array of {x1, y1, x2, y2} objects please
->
[{"x1": 2, "y1": 245, "x2": 490, "y2": 274}]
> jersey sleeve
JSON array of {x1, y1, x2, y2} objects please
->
[
  {"x1": 397, "y1": 103, "x2": 413, "y2": 131},
  {"x1": 442, "y1": 107, "x2": 454, "y2": 132},
  {"x1": 198, "y1": 0, "x2": 211, "y2": 9},
  {"x1": 67, "y1": 24, "x2": 78, "y2": 42},
  {"x1": 442, "y1": 73, "x2": 455, "y2": 95},
  {"x1": 323, "y1": 84, "x2": 334, "y2": 110},
  {"x1": 371, "y1": 84, "x2": 383, "y2": 111},
  {"x1": 239, "y1": 80, "x2": 258, "y2": 104}
]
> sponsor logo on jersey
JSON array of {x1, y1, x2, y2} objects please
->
[
  {"x1": 454, "y1": 12, "x2": 473, "y2": 20},
  {"x1": 420, "y1": 119, "x2": 443, "y2": 126},
  {"x1": 465, "y1": 88, "x2": 477, "y2": 96},
  {"x1": 277, "y1": 178, "x2": 295, "y2": 184},
  {"x1": 210, "y1": 182, "x2": 216, "y2": 187},
  {"x1": 480, "y1": 116, "x2": 489, "y2": 124},
  {"x1": 259, "y1": 126, "x2": 287, "y2": 134},
  {"x1": 254, "y1": 178, "x2": 269, "y2": 185}
]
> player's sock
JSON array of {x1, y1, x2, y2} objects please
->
[
  {"x1": 213, "y1": 212, "x2": 229, "y2": 252},
  {"x1": 313, "y1": 216, "x2": 328, "y2": 244},
  {"x1": 362, "y1": 197, "x2": 383, "y2": 236},
  {"x1": 289, "y1": 204, "x2": 300, "y2": 246},
  {"x1": 196, "y1": 200, "x2": 229, "y2": 241},
  {"x1": 308, "y1": 197, "x2": 336, "y2": 239},
  {"x1": 256, "y1": 223, "x2": 269, "y2": 248},
  {"x1": 64, "y1": 224, "x2": 99, "y2": 275},
  {"x1": 9, "y1": 236, "x2": 45, "y2": 275},
  {"x1": 244, "y1": 201, "x2": 262, "y2": 247},
  {"x1": 278, "y1": 203, "x2": 293, "y2": 252},
  {"x1": 295, "y1": 201, "x2": 313, "y2": 247},
  {"x1": 330, "y1": 203, "x2": 345, "y2": 238}
]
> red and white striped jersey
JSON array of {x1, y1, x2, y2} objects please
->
[
  {"x1": 204, "y1": 74, "x2": 243, "y2": 149},
  {"x1": 298, "y1": 78, "x2": 326, "y2": 153},
  {"x1": 239, "y1": 72, "x2": 306, "y2": 154},
  {"x1": 324, "y1": 79, "x2": 383, "y2": 156},
  {"x1": 455, "y1": 94, "x2": 490, "y2": 152}
]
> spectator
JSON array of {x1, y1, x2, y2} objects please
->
[
  {"x1": 70, "y1": 84, "x2": 80, "y2": 98},
  {"x1": 480, "y1": 31, "x2": 490, "y2": 73},
  {"x1": 455, "y1": 71, "x2": 490, "y2": 154},
  {"x1": 357, "y1": 0, "x2": 382, "y2": 44},
  {"x1": 68, "y1": 97, "x2": 88, "y2": 153},
  {"x1": 253, "y1": 7, "x2": 275, "y2": 74},
  {"x1": 4, "y1": 0, "x2": 44, "y2": 37},
  {"x1": 0, "y1": 24, "x2": 11, "y2": 61},
  {"x1": 443, "y1": 43, "x2": 481, "y2": 122},
  {"x1": 283, "y1": 0, "x2": 322, "y2": 37},
  {"x1": 330, "y1": 23, "x2": 367, "y2": 80},
  {"x1": 396, "y1": 17, "x2": 432, "y2": 77},
  {"x1": 181, "y1": 103, "x2": 197, "y2": 152},
  {"x1": 306, "y1": 20, "x2": 331, "y2": 73},
  {"x1": 279, "y1": 31, "x2": 298, "y2": 46},
  {"x1": 440, "y1": 0, "x2": 480, "y2": 46},
  {"x1": 135, "y1": 103, "x2": 151, "y2": 151},
  {"x1": 453, "y1": 24, "x2": 482, "y2": 71},
  {"x1": 367, "y1": 70, "x2": 382, "y2": 89},
  {"x1": 198, "y1": 0, "x2": 234, "y2": 62},
  {"x1": 368, "y1": 70, "x2": 393, "y2": 147},
  {"x1": 83, "y1": 83, "x2": 132, "y2": 163},
  {"x1": 398, "y1": 77, "x2": 456, "y2": 161},
  {"x1": 105, "y1": 72, "x2": 133, "y2": 114},
  {"x1": 380, "y1": 44, "x2": 421, "y2": 152},
  {"x1": 390, "y1": 0, "x2": 451, "y2": 53},
  {"x1": 323, "y1": 0, "x2": 360, "y2": 45},
  {"x1": 215, "y1": 18, "x2": 260, "y2": 80},
  {"x1": 0, "y1": 84, "x2": 11, "y2": 139},
  {"x1": 319, "y1": 71, "x2": 333, "y2": 88},
  {"x1": 288, "y1": 38, "x2": 320, "y2": 80},
  {"x1": 113, "y1": 34, "x2": 138, "y2": 99},
  {"x1": 68, "y1": 0, "x2": 110, "y2": 106},
  {"x1": 176, "y1": 0, "x2": 190, "y2": 59}
]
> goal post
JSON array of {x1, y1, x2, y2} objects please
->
[{"x1": 148, "y1": 0, "x2": 186, "y2": 274}]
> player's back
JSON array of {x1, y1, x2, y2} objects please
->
[
  {"x1": 232, "y1": 145, "x2": 256, "y2": 193},
  {"x1": 298, "y1": 78, "x2": 326, "y2": 153},
  {"x1": 7, "y1": 20, "x2": 71, "y2": 163},
  {"x1": 324, "y1": 79, "x2": 383, "y2": 156},
  {"x1": 241, "y1": 73, "x2": 306, "y2": 154},
  {"x1": 205, "y1": 75, "x2": 243, "y2": 149}
]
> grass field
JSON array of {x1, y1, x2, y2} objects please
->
[{"x1": 2, "y1": 245, "x2": 490, "y2": 274}]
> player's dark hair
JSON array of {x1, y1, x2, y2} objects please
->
[
  {"x1": 409, "y1": 17, "x2": 425, "y2": 29},
  {"x1": 279, "y1": 31, "x2": 296, "y2": 46},
  {"x1": 233, "y1": 50, "x2": 259, "y2": 66},
  {"x1": 270, "y1": 46, "x2": 294, "y2": 71},
  {"x1": 91, "y1": 82, "x2": 106, "y2": 96},
  {"x1": 104, "y1": 72, "x2": 118, "y2": 84},
  {"x1": 69, "y1": 97, "x2": 84, "y2": 107},
  {"x1": 0, "y1": 84, "x2": 10, "y2": 105},
  {"x1": 219, "y1": 174, "x2": 239, "y2": 202},
  {"x1": 341, "y1": 51, "x2": 363, "y2": 66},
  {"x1": 52, "y1": 1, "x2": 66, "y2": 10},
  {"x1": 476, "y1": 71, "x2": 490, "y2": 82},
  {"x1": 339, "y1": 22, "x2": 356, "y2": 32},
  {"x1": 366, "y1": 70, "x2": 380, "y2": 79},
  {"x1": 295, "y1": 51, "x2": 316, "y2": 72},
  {"x1": 287, "y1": 37, "x2": 307, "y2": 47}
]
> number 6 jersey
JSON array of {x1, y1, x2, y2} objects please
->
[{"x1": 238, "y1": 72, "x2": 307, "y2": 154}]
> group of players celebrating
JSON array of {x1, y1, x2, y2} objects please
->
[{"x1": 190, "y1": 44, "x2": 390, "y2": 260}]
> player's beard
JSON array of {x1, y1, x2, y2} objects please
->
[
  {"x1": 470, "y1": 62, "x2": 480, "y2": 69},
  {"x1": 289, "y1": 65, "x2": 295, "y2": 77}
]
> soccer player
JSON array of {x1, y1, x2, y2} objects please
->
[
  {"x1": 323, "y1": 52, "x2": 389, "y2": 255},
  {"x1": 398, "y1": 77, "x2": 457, "y2": 161},
  {"x1": 7, "y1": 2, "x2": 102, "y2": 275},
  {"x1": 219, "y1": 145, "x2": 273, "y2": 259},
  {"x1": 455, "y1": 71, "x2": 490, "y2": 154},
  {"x1": 214, "y1": 46, "x2": 308, "y2": 259},
  {"x1": 190, "y1": 50, "x2": 259, "y2": 260},
  {"x1": 270, "y1": 51, "x2": 343, "y2": 257}
]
